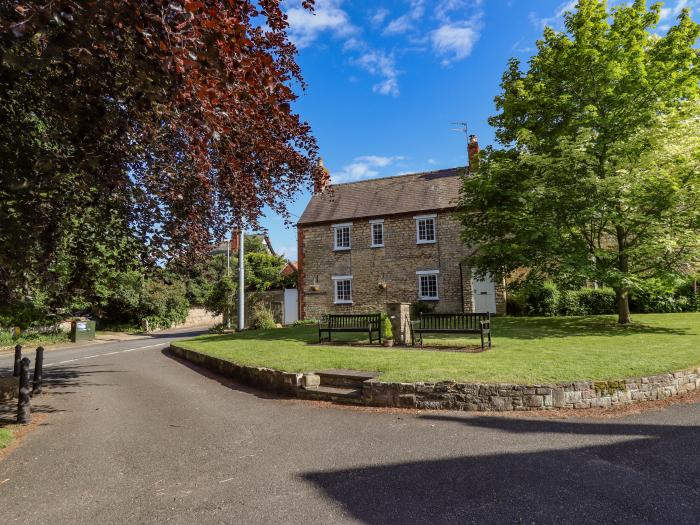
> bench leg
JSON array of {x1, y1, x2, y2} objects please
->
[
  {"x1": 368, "y1": 329, "x2": 372, "y2": 345},
  {"x1": 488, "y1": 331, "x2": 492, "y2": 349},
  {"x1": 480, "y1": 331, "x2": 485, "y2": 351}
]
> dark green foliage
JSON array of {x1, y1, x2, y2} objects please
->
[
  {"x1": 629, "y1": 278, "x2": 699, "y2": 313},
  {"x1": 411, "y1": 301, "x2": 436, "y2": 318},
  {"x1": 140, "y1": 280, "x2": 189, "y2": 330}
]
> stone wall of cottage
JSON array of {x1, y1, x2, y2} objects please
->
[{"x1": 299, "y1": 212, "x2": 505, "y2": 319}]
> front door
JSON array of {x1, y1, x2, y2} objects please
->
[{"x1": 473, "y1": 275, "x2": 497, "y2": 314}]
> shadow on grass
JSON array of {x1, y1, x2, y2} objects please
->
[{"x1": 301, "y1": 414, "x2": 700, "y2": 523}]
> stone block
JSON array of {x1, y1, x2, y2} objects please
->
[
  {"x1": 552, "y1": 388, "x2": 567, "y2": 408},
  {"x1": 302, "y1": 373, "x2": 321, "y2": 390},
  {"x1": 398, "y1": 394, "x2": 416, "y2": 408},
  {"x1": 525, "y1": 395, "x2": 543, "y2": 408}
]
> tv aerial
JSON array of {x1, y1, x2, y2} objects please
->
[{"x1": 450, "y1": 121, "x2": 469, "y2": 139}]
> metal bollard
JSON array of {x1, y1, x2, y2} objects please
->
[
  {"x1": 33, "y1": 346, "x2": 44, "y2": 396},
  {"x1": 17, "y1": 357, "x2": 31, "y2": 424},
  {"x1": 13, "y1": 344, "x2": 22, "y2": 377}
]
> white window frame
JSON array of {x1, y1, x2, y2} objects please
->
[
  {"x1": 415, "y1": 214, "x2": 437, "y2": 244},
  {"x1": 333, "y1": 223, "x2": 352, "y2": 251},
  {"x1": 332, "y1": 276, "x2": 353, "y2": 304},
  {"x1": 370, "y1": 219, "x2": 384, "y2": 248},
  {"x1": 417, "y1": 270, "x2": 440, "y2": 301}
]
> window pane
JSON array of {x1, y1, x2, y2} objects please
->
[
  {"x1": 335, "y1": 279, "x2": 352, "y2": 302},
  {"x1": 420, "y1": 275, "x2": 438, "y2": 298},
  {"x1": 335, "y1": 226, "x2": 350, "y2": 248},
  {"x1": 417, "y1": 218, "x2": 435, "y2": 242},
  {"x1": 372, "y1": 223, "x2": 383, "y2": 246}
]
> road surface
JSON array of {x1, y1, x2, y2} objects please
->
[{"x1": 0, "y1": 331, "x2": 699, "y2": 524}]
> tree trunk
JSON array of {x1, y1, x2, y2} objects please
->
[
  {"x1": 615, "y1": 226, "x2": 631, "y2": 325},
  {"x1": 616, "y1": 287, "x2": 631, "y2": 325}
]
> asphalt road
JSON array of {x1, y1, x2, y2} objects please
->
[{"x1": 0, "y1": 333, "x2": 699, "y2": 524}]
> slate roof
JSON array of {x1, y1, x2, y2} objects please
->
[{"x1": 297, "y1": 167, "x2": 465, "y2": 226}]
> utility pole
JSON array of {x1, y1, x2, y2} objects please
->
[
  {"x1": 226, "y1": 236, "x2": 231, "y2": 330},
  {"x1": 238, "y1": 230, "x2": 245, "y2": 331}
]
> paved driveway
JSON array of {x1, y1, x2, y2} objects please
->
[{"x1": 0, "y1": 335, "x2": 699, "y2": 524}]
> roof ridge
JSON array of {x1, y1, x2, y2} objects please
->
[{"x1": 329, "y1": 166, "x2": 466, "y2": 188}]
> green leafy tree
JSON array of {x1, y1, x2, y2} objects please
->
[{"x1": 458, "y1": 0, "x2": 700, "y2": 324}]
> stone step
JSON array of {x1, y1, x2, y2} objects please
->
[
  {"x1": 316, "y1": 369, "x2": 380, "y2": 388},
  {"x1": 300, "y1": 385, "x2": 363, "y2": 402}
]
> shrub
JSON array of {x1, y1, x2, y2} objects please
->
[
  {"x1": 629, "y1": 279, "x2": 694, "y2": 313},
  {"x1": 251, "y1": 304, "x2": 277, "y2": 330},
  {"x1": 522, "y1": 281, "x2": 560, "y2": 316},
  {"x1": 292, "y1": 319, "x2": 317, "y2": 326},
  {"x1": 141, "y1": 280, "x2": 189, "y2": 330},
  {"x1": 411, "y1": 301, "x2": 435, "y2": 318},
  {"x1": 558, "y1": 290, "x2": 586, "y2": 316},
  {"x1": 382, "y1": 315, "x2": 393, "y2": 340},
  {"x1": 577, "y1": 288, "x2": 617, "y2": 315}
]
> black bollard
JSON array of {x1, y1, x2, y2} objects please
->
[
  {"x1": 17, "y1": 357, "x2": 31, "y2": 424},
  {"x1": 33, "y1": 347, "x2": 44, "y2": 396},
  {"x1": 13, "y1": 344, "x2": 22, "y2": 377}
]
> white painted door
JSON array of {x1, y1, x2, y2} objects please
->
[
  {"x1": 284, "y1": 289, "x2": 299, "y2": 325},
  {"x1": 473, "y1": 276, "x2": 497, "y2": 314}
]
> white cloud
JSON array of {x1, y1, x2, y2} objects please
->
[
  {"x1": 370, "y1": 8, "x2": 390, "y2": 27},
  {"x1": 286, "y1": 0, "x2": 357, "y2": 48},
  {"x1": 529, "y1": 1, "x2": 577, "y2": 30},
  {"x1": 355, "y1": 50, "x2": 401, "y2": 97},
  {"x1": 430, "y1": 17, "x2": 482, "y2": 64},
  {"x1": 660, "y1": 0, "x2": 697, "y2": 22},
  {"x1": 333, "y1": 156, "x2": 405, "y2": 183},
  {"x1": 383, "y1": 0, "x2": 425, "y2": 36}
]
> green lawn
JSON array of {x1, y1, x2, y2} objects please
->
[
  {"x1": 0, "y1": 428, "x2": 13, "y2": 449},
  {"x1": 178, "y1": 313, "x2": 700, "y2": 384}
]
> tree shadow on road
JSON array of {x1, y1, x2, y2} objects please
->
[{"x1": 301, "y1": 414, "x2": 700, "y2": 524}]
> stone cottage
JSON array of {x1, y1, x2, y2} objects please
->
[{"x1": 296, "y1": 137, "x2": 506, "y2": 321}]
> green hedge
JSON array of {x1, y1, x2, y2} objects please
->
[{"x1": 508, "y1": 278, "x2": 698, "y2": 317}]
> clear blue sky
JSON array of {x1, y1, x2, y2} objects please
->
[{"x1": 260, "y1": 0, "x2": 698, "y2": 261}]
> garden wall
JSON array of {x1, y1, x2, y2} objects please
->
[{"x1": 169, "y1": 345, "x2": 700, "y2": 412}]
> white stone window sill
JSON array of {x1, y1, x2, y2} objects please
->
[
  {"x1": 418, "y1": 297, "x2": 440, "y2": 301},
  {"x1": 333, "y1": 247, "x2": 351, "y2": 252},
  {"x1": 416, "y1": 240, "x2": 437, "y2": 245},
  {"x1": 334, "y1": 301, "x2": 353, "y2": 305},
  {"x1": 371, "y1": 244, "x2": 385, "y2": 248}
]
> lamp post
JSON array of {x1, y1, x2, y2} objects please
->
[{"x1": 238, "y1": 230, "x2": 245, "y2": 330}]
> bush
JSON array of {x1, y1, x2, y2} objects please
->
[
  {"x1": 557, "y1": 290, "x2": 586, "y2": 316},
  {"x1": 518, "y1": 281, "x2": 560, "y2": 316},
  {"x1": 577, "y1": 288, "x2": 617, "y2": 315},
  {"x1": 292, "y1": 319, "x2": 317, "y2": 326},
  {"x1": 629, "y1": 279, "x2": 696, "y2": 313},
  {"x1": 382, "y1": 315, "x2": 393, "y2": 340},
  {"x1": 251, "y1": 304, "x2": 277, "y2": 330},
  {"x1": 141, "y1": 280, "x2": 189, "y2": 330},
  {"x1": 411, "y1": 301, "x2": 435, "y2": 318}
]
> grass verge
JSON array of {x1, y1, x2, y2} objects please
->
[
  {"x1": 177, "y1": 313, "x2": 700, "y2": 384},
  {"x1": 0, "y1": 428, "x2": 13, "y2": 449}
]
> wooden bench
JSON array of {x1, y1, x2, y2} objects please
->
[
  {"x1": 318, "y1": 314, "x2": 382, "y2": 344},
  {"x1": 411, "y1": 313, "x2": 492, "y2": 350}
]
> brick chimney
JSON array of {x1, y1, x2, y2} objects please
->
[
  {"x1": 313, "y1": 158, "x2": 331, "y2": 194},
  {"x1": 467, "y1": 135, "x2": 479, "y2": 174}
]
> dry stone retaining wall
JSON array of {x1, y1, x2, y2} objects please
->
[{"x1": 170, "y1": 345, "x2": 700, "y2": 412}]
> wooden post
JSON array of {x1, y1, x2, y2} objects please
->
[
  {"x1": 33, "y1": 346, "x2": 44, "y2": 396},
  {"x1": 17, "y1": 357, "x2": 31, "y2": 424},
  {"x1": 13, "y1": 344, "x2": 21, "y2": 377}
]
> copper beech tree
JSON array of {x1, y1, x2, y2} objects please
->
[{"x1": 0, "y1": 0, "x2": 319, "y2": 304}]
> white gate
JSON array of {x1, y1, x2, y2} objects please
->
[
  {"x1": 283, "y1": 288, "x2": 298, "y2": 325},
  {"x1": 473, "y1": 275, "x2": 497, "y2": 314}
]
